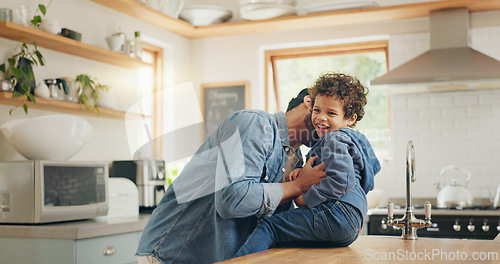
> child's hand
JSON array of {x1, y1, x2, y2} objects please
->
[
  {"x1": 295, "y1": 196, "x2": 307, "y2": 207},
  {"x1": 286, "y1": 168, "x2": 301, "y2": 182}
]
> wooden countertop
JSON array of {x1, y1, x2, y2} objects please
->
[
  {"x1": 0, "y1": 214, "x2": 150, "y2": 240},
  {"x1": 222, "y1": 235, "x2": 500, "y2": 263}
]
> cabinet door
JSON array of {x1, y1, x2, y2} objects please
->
[
  {"x1": 0, "y1": 237, "x2": 74, "y2": 264},
  {"x1": 76, "y1": 232, "x2": 140, "y2": 264}
]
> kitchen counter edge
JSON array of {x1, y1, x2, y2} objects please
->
[{"x1": 0, "y1": 214, "x2": 150, "y2": 240}]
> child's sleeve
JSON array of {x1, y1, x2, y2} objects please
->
[{"x1": 302, "y1": 132, "x2": 359, "y2": 208}]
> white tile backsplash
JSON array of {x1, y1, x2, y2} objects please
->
[
  {"x1": 383, "y1": 90, "x2": 500, "y2": 199},
  {"x1": 375, "y1": 26, "x2": 500, "y2": 200}
]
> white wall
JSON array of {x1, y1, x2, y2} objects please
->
[
  {"x1": 188, "y1": 10, "x2": 500, "y2": 201},
  {"x1": 0, "y1": 0, "x2": 191, "y2": 162},
  {"x1": 378, "y1": 12, "x2": 500, "y2": 200},
  {"x1": 2, "y1": 1, "x2": 500, "y2": 201}
]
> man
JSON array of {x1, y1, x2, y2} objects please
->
[{"x1": 136, "y1": 89, "x2": 326, "y2": 264}]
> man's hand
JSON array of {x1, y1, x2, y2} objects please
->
[
  {"x1": 293, "y1": 156, "x2": 326, "y2": 195},
  {"x1": 280, "y1": 156, "x2": 326, "y2": 205}
]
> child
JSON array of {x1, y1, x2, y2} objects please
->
[{"x1": 234, "y1": 72, "x2": 381, "y2": 257}]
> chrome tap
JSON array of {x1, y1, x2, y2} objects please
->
[{"x1": 387, "y1": 141, "x2": 432, "y2": 240}]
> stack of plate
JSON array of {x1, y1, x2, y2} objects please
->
[
  {"x1": 303, "y1": 1, "x2": 379, "y2": 14},
  {"x1": 179, "y1": 5, "x2": 233, "y2": 26},
  {"x1": 239, "y1": 0, "x2": 297, "y2": 21}
]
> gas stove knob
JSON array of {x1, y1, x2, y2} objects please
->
[
  {"x1": 481, "y1": 223, "x2": 490, "y2": 232},
  {"x1": 467, "y1": 222, "x2": 475, "y2": 232},
  {"x1": 497, "y1": 225, "x2": 500, "y2": 232},
  {"x1": 380, "y1": 220, "x2": 387, "y2": 230},
  {"x1": 453, "y1": 221, "x2": 461, "y2": 232}
]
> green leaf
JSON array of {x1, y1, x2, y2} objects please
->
[
  {"x1": 13, "y1": 91, "x2": 24, "y2": 97},
  {"x1": 28, "y1": 93, "x2": 36, "y2": 103},
  {"x1": 80, "y1": 94, "x2": 89, "y2": 105},
  {"x1": 0, "y1": 64, "x2": 5, "y2": 73},
  {"x1": 35, "y1": 51, "x2": 44, "y2": 66},
  {"x1": 20, "y1": 84, "x2": 30, "y2": 93},
  {"x1": 12, "y1": 68, "x2": 23, "y2": 79},
  {"x1": 39, "y1": 4, "x2": 46, "y2": 15},
  {"x1": 9, "y1": 109, "x2": 13, "y2": 115},
  {"x1": 31, "y1": 16, "x2": 42, "y2": 26},
  {"x1": 7, "y1": 58, "x2": 15, "y2": 66},
  {"x1": 23, "y1": 104, "x2": 28, "y2": 114}
]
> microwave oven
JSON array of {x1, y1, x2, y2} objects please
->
[{"x1": 0, "y1": 160, "x2": 108, "y2": 224}]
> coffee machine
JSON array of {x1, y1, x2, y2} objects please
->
[{"x1": 111, "y1": 160, "x2": 166, "y2": 213}]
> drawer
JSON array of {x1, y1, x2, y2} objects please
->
[{"x1": 76, "y1": 232, "x2": 140, "y2": 264}]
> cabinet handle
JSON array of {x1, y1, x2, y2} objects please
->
[{"x1": 103, "y1": 246, "x2": 117, "y2": 256}]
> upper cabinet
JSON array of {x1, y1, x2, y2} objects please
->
[
  {"x1": 0, "y1": 21, "x2": 151, "y2": 69},
  {"x1": 91, "y1": 0, "x2": 500, "y2": 39}
]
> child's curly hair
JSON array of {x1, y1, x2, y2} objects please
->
[{"x1": 308, "y1": 72, "x2": 368, "y2": 127}]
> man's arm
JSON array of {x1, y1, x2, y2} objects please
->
[
  {"x1": 214, "y1": 113, "x2": 285, "y2": 219},
  {"x1": 279, "y1": 156, "x2": 326, "y2": 205}
]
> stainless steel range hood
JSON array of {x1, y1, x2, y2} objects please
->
[{"x1": 371, "y1": 7, "x2": 500, "y2": 93}]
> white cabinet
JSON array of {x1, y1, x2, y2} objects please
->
[
  {"x1": 0, "y1": 232, "x2": 142, "y2": 264},
  {"x1": 76, "y1": 232, "x2": 141, "y2": 264}
]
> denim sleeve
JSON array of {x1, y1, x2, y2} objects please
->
[
  {"x1": 302, "y1": 133, "x2": 357, "y2": 208},
  {"x1": 214, "y1": 112, "x2": 283, "y2": 219}
]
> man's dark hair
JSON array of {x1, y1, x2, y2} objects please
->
[{"x1": 286, "y1": 88, "x2": 309, "y2": 112}]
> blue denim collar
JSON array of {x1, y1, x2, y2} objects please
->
[{"x1": 275, "y1": 111, "x2": 290, "y2": 149}]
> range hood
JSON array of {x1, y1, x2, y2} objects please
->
[{"x1": 371, "y1": 7, "x2": 500, "y2": 93}]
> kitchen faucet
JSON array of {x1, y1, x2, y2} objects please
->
[{"x1": 387, "y1": 141, "x2": 432, "y2": 239}]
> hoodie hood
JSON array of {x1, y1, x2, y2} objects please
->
[
  {"x1": 339, "y1": 128, "x2": 381, "y2": 194},
  {"x1": 371, "y1": 7, "x2": 500, "y2": 93}
]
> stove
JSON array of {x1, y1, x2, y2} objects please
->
[{"x1": 366, "y1": 199, "x2": 500, "y2": 240}]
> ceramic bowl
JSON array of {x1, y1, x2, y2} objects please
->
[
  {"x1": 179, "y1": 5, "x2": 232, "y2": 26},
  {"x1": 240, "y1": 3, "x2": 296, "y2": 20},
  {"x1": 0, "y1": 114, "x2": 93, "y2": 160}
]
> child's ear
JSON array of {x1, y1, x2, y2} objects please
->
[{"x1": 347, "y1": 114, "x2": 357, "y2": 126}]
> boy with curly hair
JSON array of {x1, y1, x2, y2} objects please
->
[{"x1": 234, "y1": 72, "x2": 381, "y2": 257}]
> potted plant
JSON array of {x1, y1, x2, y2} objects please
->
[
  {"x1": 0, "y1": 42, "x2": 45, "y2": 114},
  {"x1": 76, "y1": 74, "x2": 109, "y2": 113},
  {"x1": 30, "y1": 0, "x2": 52, "y2": 28}
]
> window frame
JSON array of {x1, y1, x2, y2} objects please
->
[
  {"x1": 264, "y1": 40, "x2": 389, "y2": 112},
  {"x1": 142, "y1": 42, "x2": 164, "y2": 159}
]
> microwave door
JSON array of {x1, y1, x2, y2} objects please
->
[{"x1": 37, "y1": 162, "x2": 108, "y2": 223}]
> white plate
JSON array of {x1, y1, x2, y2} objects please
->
[
  {"x1": 240, "y1": 3, "x2": 296, "y2": 20},
  {"x1": 239, "y1": 0, "x2": 296, "y2": 6},
  {"x1": 304, "y1": 1, "x2": 379, "y2": 14},
  {"x1": 179, "y1": 5, "x2": 232, "y2": 26}
]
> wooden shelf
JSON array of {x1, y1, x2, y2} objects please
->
[
  {"x1": 91, "y1": 0, "x2": 500, "y2": 39},
  {"x1": 0, "y1": 21, "x2": 151, "y2": 69},
  {"x1": 0, "y1": 92, "x2": 145, "y2": 119}
]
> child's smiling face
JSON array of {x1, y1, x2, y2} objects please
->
[{"x1": 311, "y1": 94, "x2": 357, "y2": 138}]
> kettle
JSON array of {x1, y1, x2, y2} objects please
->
[
  {"x1": 493, "y1": 184, "x2": 500, "y2": 208},
  {"x1": 436, "y1": 165, "x2": 474, "y2": 208}
]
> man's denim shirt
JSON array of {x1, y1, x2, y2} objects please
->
[{"x1": 136, "y1": 110, "x2": 296, "y2": 264}]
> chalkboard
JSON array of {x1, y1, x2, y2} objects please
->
[{"x1": 201, "y1": 81, "x2": 249, "y2": 139}]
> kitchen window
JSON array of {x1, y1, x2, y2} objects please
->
[
  {"x1": 136, "y1": 42, "x2": 164, "y2": 159},
  {"x1": 265, "y1": 40, "x2": 391, "y2": 158}
]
